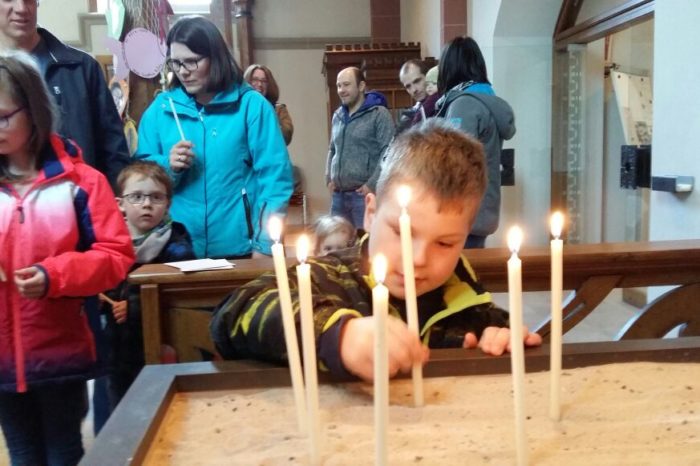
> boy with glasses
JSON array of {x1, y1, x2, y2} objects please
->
[{"x1": 100, "y1": 161, "x2": 195, "y2": 409}]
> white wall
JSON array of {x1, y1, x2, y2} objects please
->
[
  {"x1": 649, "y1": 1, "x2": 700, "y2": 240},
  {"x1": 252, "y1": 0, "x2": 371, "y2": 220},
  {"x1": 400, "y1": 0, "x2": 441, "y2": 58},
  {"x1": 37, "y1": 0, "x2": 87, "y2": 43},
  {"x1": 473, "y1": 0, "x2": 561, "y2": 246}
]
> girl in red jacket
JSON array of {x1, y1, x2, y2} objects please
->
[{"x1": 0, "y1": 52, "x2": 134, "y2": 465}]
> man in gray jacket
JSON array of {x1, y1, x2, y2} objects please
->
[{"x1": 326, "y1": 67, "x2": 395, "y2": 228}]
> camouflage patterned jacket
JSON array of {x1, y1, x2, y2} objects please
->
[{"x1": 210, "y1": 238, "x2": 509, "y2": 377}]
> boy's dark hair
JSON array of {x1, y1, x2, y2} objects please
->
[
  {"x1": 0, "y1": 51, "x2": 57, "y2": 183},
  {"x1": 166, "y1": 16, "x2": 243, "y2": 93},
  {"x1": 438, "y1": 36, "x2": 490, "y2": 95},
  {"x1": 117, "y1": 161, "x2": 173, "y2": 199},
  {"x1": 243, "y1": 64, "x2": 280, "y2": 105},
  {"x1": 375, "y1": 118, "x2": 486, "y2": 212}
]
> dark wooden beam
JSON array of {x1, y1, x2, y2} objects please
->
[
  {"x1": 555, "y1": 0, "x2": 654, "y2": 47},
  {"x1": 233, "y1": 0, "x2": 254, "y2": 68},
  {"x1": 209, "y1": 0, "x2": 234, "y2": 49}
]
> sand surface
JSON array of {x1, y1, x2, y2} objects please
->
[{"x1": 143, "y1": 362, "x2": 700, "y2": 465}]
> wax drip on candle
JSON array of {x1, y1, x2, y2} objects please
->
[
  {"x1": 297, "y1": 234, "x2": 310, "y2": 264},
  {"x1": 507, "y1": 226, "x2": 523, "y2": 256},
  {"x1": 551, "y1": 212, "x2": 564, "y2": 240},
  {"x1": 269, "y1": 215, "x2": 283, "y2": 244}
]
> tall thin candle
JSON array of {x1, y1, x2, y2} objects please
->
[
  {"x1": 507, "y1": 226, "x2": 528, "y2": 466},
  {"x1": 268, "y1": 216, "x2": 307, "y2": 433},
  {"x1": 549, "y1": 212, "x2": 564, "y2": 421},
  {"x1": 373, "y1": 254, "x2": 389, "y2": 466},
  {"x1": 296, "y1": 235, "x2": 321, "y2": 464},
  {"x1": 397, "y1": 185, "x2": 424, "y2": 407}
]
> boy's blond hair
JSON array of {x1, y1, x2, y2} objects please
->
[
  {"x1": 375, "y1": 118, "x2": 486, "y2": 211},
  {"x1": 116, "y1": 161, "x2": 173, "y2": 199}
]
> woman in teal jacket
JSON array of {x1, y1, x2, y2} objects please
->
[{"x1": 136, "y1": 16, "x2": 293, "y2": 258}]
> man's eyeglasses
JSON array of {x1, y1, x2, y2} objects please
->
[
  {"x1": 0, "y1": 107, "x2": 25, "y2": 129},
  {"x1": 122, "y1": 192, "x2": 168, "y2": 205},
  {"x1": 166, "y1": 57, "x2": 205, "y2": 73}
]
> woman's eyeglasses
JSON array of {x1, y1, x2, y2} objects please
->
[
  {"x1": 0, "y1": 107, "x2": 25, "y2": 129},
  {"x1": 166, "y1": 57, "x2": 205, "y2": 73},
  {"x1": 122, "y1": 192, "x2": 168, "y2": 205}
]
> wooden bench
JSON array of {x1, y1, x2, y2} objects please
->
[{"x1": 129, "y1": 239, "x2": 700, "y2": 364}]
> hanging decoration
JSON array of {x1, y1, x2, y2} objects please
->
[{"x1": 104, "y1": 0, "x2": 173, "y2": 79}]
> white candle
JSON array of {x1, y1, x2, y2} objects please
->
[
  {"x1": 268, "y1": 216, "x2": 307, "y2": 433},
  {"x1": 549, "y1": 212, "x2": 564, "y2": 421},
  {"x1": 296, "y1": 235, "x2": 321, "y2": 464},
  {"x1": 373, "y1": 254, "x2": 389, "y2": 466},
  {"x1": 397, "y1": 185, "x2": 424, "y2": 407},
  {"x1": 507, "y1": 226, "x2": 528, "y2": 466}
]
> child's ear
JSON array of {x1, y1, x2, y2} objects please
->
[
  {"x1": 363, "y1": 193, "x2": 376, "y2": 232},
  {"x1": 116, "y1": 197, "x2": 126, "y2": 215}
]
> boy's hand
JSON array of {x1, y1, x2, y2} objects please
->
[
  {"x1": 463, "y1": 326, "x2": 543, "y2": 356},
  {"x1": 169, "y1": 140, "x2": 195, "y2": 172},
  {"x1": 112, "y1": 300, "x2": 128, "y2": 324},
  {"x1": 340, "y1": 316, "x2": 429, "y2": 382},
  {"x1": 14, "y1": 267, "x2": 47, "y2": 299}
]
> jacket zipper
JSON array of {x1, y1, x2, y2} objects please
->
[
  {"x1": 256, "y1": 202, "x2": 267, "y2": 244},
  {"x1": 242, "y1": 189, "x2": 254, "y2": 242}
]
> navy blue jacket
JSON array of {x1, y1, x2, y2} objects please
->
[{"x1": 37, "y1": 28, "x2": 130, "y2": 189}]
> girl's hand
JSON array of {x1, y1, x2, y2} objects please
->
[
  {"x1": 0, "y1": 265, "x2": 6, "y2": 282},
  {"x1": 112, "y1": 300, "x2": 128, "y2": 324},
  {"x1": 14, "y1": 266, "x2": 47, "y2": 299}
]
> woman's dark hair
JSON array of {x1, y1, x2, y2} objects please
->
[
  {"x1": 243, "y1": 64, "x2": 280, "y2": 105},
  {"x1": 0, "y1": 51, "x2": 57, "y2": 183},
  {"x1": 437, "y1": 36, "x2": 490, "y2": 95},
  {"x1": 166, "y1": 16, "x2": 242, "y2": 93}
]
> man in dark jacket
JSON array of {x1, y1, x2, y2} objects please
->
[{"x1": 0, "y1": 0, "x2": 130, "y2": 189}]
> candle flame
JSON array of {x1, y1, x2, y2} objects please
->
[
  {"x1": 507, "y1": 226, "x2": 523, "y2": 254},
  {"x1": 296, "y1": 234, "x2": 310, "y2": 263},
  {"x1": 373, "y1": 254, "x2": 387, "y2": 284},
  {"x1": 397, "y1": 185, "x2": 411, "y2": 209},
  {"x1": 550, "y1": 212, "x2": 564, "y2": 239},
  {"x1": 268, "y1": 216, "x2": 283, "y2": 243}
]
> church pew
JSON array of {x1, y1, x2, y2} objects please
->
[{"x1": 128, "y1": 239, "x2": 700, "y2": 364}]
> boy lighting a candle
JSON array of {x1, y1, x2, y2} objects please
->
[{"x1": 211, "y1": 119, "x2": 541, "y2": 381}]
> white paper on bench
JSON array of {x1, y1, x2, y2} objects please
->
[{"x1": 164, "y1": 258, "x2": 235, "y2": 272}]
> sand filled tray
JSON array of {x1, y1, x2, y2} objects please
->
[
  {"x1": 140, "y1": 361, "x2": 699, "y2": 465},
  {"x1": 81, "y1": 338, "x2": 700, "y2": 466}
]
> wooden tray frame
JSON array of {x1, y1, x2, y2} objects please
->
[{"x1": 80, "y1": 337, "x2": 700, "y2": 465}]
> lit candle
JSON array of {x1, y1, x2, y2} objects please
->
[
  {"x1": 549, "y1": 212, "x2": 564, "y2": 421},
  {"x1": 397, "y1": 185, "x2": 424, "y2": 407},
  {"x1": 268, "y1": 216, "x2": 307, "y2": 433},
  {"x1": 507, "y1": 226, "x2": 528, "y2": 466},
  {"x1": 373, "y1": 254, "x2": 389, "y2": 466},
  {"x1": 296, "y1": 235, "x2": 321, "y2": 464}
]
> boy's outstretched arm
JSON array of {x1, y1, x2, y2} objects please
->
[
  {"x1": 463, "y1": 326, "x2": 543, "y2": 356},
  {"x1": 339, "y1": 315, "x2": 429, "y2": 382}
]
